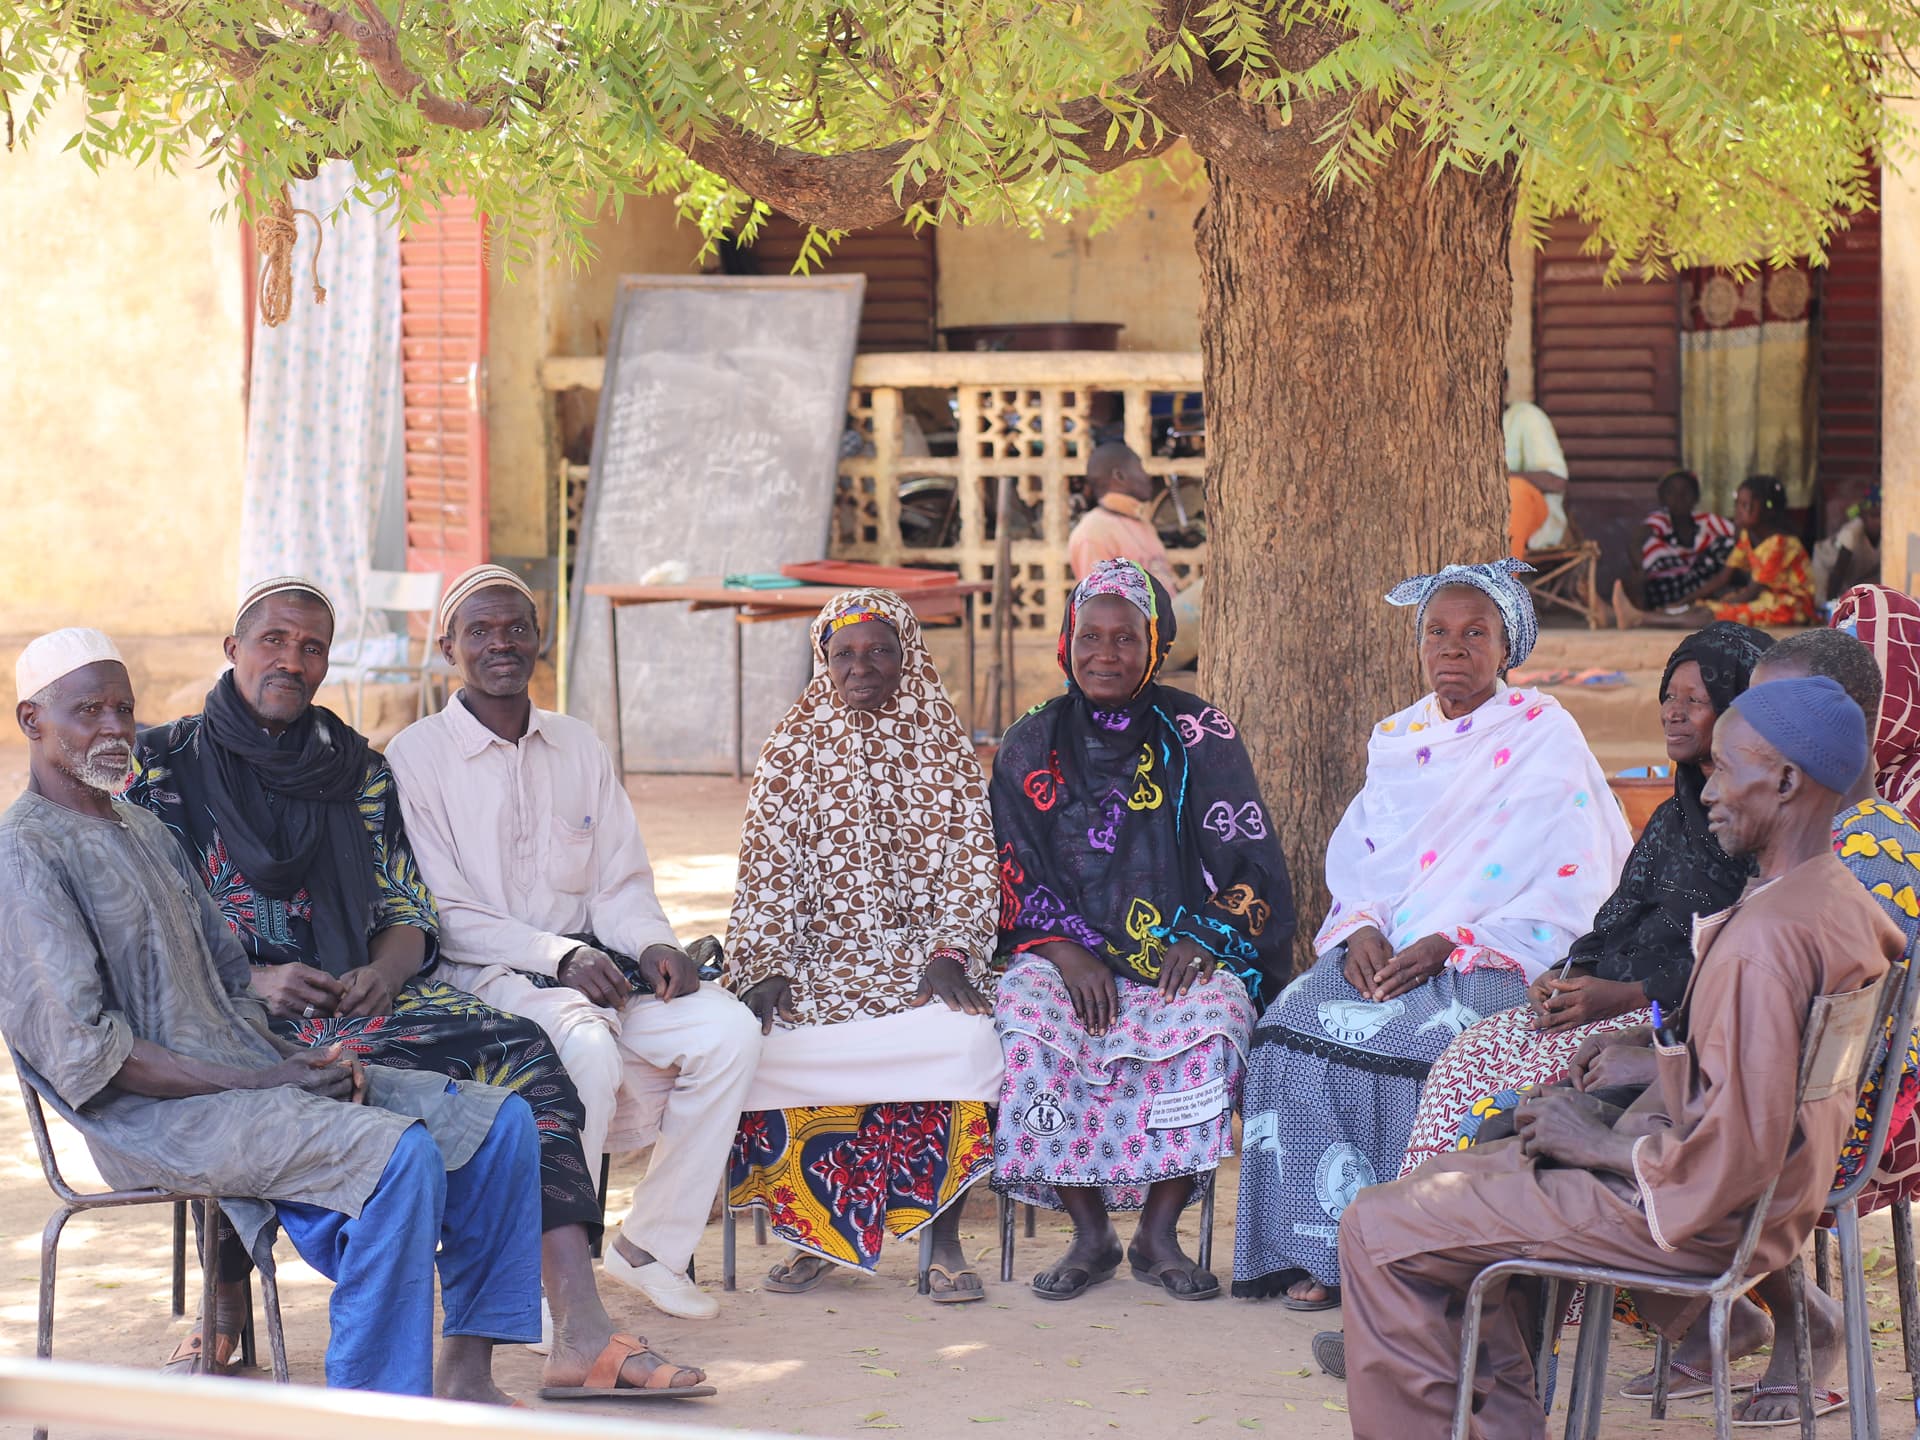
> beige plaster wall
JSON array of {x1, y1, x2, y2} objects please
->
[
  {"x1": 935, "y1": 166, "x2": 1206, "y2": 351},
  {"x1": 0, "y1": 85, "x2": 247, "y2": 638},
  {"x1": 1885, "y1": 99, "x2": 1920, "y2": 589}
]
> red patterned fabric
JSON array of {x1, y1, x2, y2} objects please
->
[{"x1": 1833, "y1": 584, "x2": 1920, "y2": 826}]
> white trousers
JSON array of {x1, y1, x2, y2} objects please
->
[
  {"x1": 744, "y1": 1006, "x2": 1004, "y2": 1112},
  {"x1": 449, "y1": 973, "x2": 762, "y2": 1270}
]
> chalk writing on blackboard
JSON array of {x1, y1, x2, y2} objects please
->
[{"x1": 566, "y1": 275, "x2": 867, "y2": 773}]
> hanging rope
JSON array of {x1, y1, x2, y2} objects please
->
[{"x1": 255, "y1": 192, "x2": 328, "y2": 328}]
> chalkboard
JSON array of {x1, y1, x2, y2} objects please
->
[{"x1": 567, "y1": 274, "x2": 866, "y2": 773}]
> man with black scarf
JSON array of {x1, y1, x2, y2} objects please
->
[{"x1": 128, "y1": 577, "x2": 712, "y2": 1399}]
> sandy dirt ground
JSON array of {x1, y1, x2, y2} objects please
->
[{"x1": 0, "y1": 755, "x2": 1915, "y2": 1438}]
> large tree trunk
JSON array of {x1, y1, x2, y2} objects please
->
[{"x1": 1196, "y1": 153, "x2": 1517, "y2": 973}]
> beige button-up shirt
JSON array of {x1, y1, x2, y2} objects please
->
[{"x1": 385, "y1": 694, "x2": 679, "y2": 986}]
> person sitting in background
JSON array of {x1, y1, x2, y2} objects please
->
[
  {"x1": 1614, "y1": 474, "x2": 1815, "y2": 630},
  {"x1": 1621, "y1": 468, "x2": 1737, "y2": 612},
  {"x1": 1397, "y1": 622, "x2": 1771, "y2": 1175},
  {"x1": 725, "y1": 589, "x2": 1004, "y2": 1302},
  {"x1": 1067, "y1": 443, "x2": 1202, "y2": 670},
  {"x1": 1504, "y1": 389, "x2": 1570, "y2": 556},
  {"x1": 1834, "y1": 583, "x2": 1920, "y2": 822},
  {"x1": 1814, "y1": 488, "x2": 1883, "y2": 604},
  {"x1": 1332, "y1": 673, "x2": 1900, "y2": 1439},
  {"x1": 1233, "y1": 560, "x2": 1628, "y2": 1311},
  {"x1": 386, "y1": 564, "x2": 760, "y2": 1341},
  {"x1": 991, "y1": 559, "x2": 1293, "y2": 1302},
  {"x1": 5, "y1": 630, "x2": 546, "y2": 1401},
  {"x1": 126, "y1": 578, "x2": 656, "y2": 1396}
]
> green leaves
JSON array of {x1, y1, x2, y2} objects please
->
[{"x1": 0, "y1": 0, "x2": 1898, "y2": 269}]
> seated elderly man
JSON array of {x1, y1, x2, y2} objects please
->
[
  {"x1": 2, "y1": 630, "x2": 542, "y2": 1399},
  {"x1": 1584, "y1": 628, "x2": 1920, "y2": 1424},
  {"x1": 385, "y1": 565, "x2": 761, "y2": 1322},
  {"x1": 1334, "y1": 674, "x2": 1903, "y2": 1439},
  {"x1": 127, "y1": 579, "x2": 701, "y2": 1398}
]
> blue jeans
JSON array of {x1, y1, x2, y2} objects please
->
[{"x1": 276, "y1": 1096, "x2": 542, "y2": 1394}]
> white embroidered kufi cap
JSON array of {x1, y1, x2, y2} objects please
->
[{"x1": 15, "y1": 627, "x2": 127, "y2": 704}]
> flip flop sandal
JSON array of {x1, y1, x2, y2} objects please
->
[
  {"x1": 763, "y1": 1254, "x2": 835, "y2": 1294},
  {"x1": 539, "y1": 1334, "x2": 717, "y2": 1402},
  {"x1": 1031, "y1": 1261, "x2": 1119, "y2": 1301},
  {"x1": 163, "y1": 1325, "x2": 243, "y2": 1377},
  {"x1": 1730, "y1": 1386, "x2": 1847, "y2": 1427},
  {"x1": 1311, "y1": 1332, "x2": 1347, "y2": 1380},
  {"x1": 1619, "y1": 1359, "x2": 1737, "y2": 1401},
  {"x1": 1129, "y1": 1259, "x2": 1221, "y2": 1301},
  {"x1": 926, "y1": 1262, "x2": 986, "y2": 1304},
  {"x1": 1280, "y1": 1285, "x2": 1342, "y2": 1313}
]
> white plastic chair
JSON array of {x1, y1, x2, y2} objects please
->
[{"x1": 349, "y1": 569, "x2": 443, "y2": 729}]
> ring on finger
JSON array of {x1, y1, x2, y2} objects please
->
[{"x1": 302, "y1": 1003, "x2": 316, "y2": 1019}]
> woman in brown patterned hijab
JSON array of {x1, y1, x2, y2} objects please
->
[{"x1": 723, "y1": 588, "x2": 1005, "y2": 1300}]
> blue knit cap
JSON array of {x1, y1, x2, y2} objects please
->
[{"x1": 1729, "y1": 675, "x2": 1870, "y2": 794}]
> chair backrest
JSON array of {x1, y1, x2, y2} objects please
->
[
  {"x1": 360, "y1": 569, "x2": 443, "y2": 619},
  {"x1": 1724, "y1": 970, "x2": 1895, "y2": 1282},
  {"x1": 1826, "y1": 947, "x2": 1920, "y2": 1208},
  {"x1": 9, "y1": 1044, "x2": 79, "y2": 1200}
]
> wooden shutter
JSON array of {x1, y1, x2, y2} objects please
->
[
  {"x1": 399, "y1": 196, "x2": 490, "y2": 579},
  {"x1": 747, "y1": 219, "x2": 937, "y2": 351},
  {"x1": 1532, "y1": 218, "x2": 1683, "y2": 581},
  {"x1": 1533, "y1": 218, "x2": 1683, "y2": 490},
  {"x1": 1816, "y1": 171, "x2": 1882, "y2": 530}
]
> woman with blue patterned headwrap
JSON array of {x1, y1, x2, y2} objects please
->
[
  {"x1": 990, "y1": 559, "x2": 1295, "y2": 1302},
  {"x1": 1231, "y1": 560, "x2": 1629, "y2": 1309}
]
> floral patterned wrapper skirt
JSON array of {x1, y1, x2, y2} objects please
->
[
  {"x1": 728, "y1": 1100, "x2": 994, "y2": 1271},
  {"x1": 1399, "y1": 1001, "x2": 1653, "y2": 1176},
  {"x1": 990, "y1": 955, "x2": 1255, "y2": 1212}
]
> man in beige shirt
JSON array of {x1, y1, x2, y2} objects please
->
[
  {"x1": 1067, "y1": 443, "x2": 1201, "y2": 669},
  {"x1": 387, "y1": 565, "x2": 761, "y2": 1323}
]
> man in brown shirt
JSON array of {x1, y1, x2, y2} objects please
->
[{"x1": 1337, "y1": 674, "x2": 1902, "y2": 1439}]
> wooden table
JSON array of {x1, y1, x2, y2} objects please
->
[{"x1": 587, "y1": 577, "x2": 991, "y2": 779}]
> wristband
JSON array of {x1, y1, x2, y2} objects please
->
[{"x1": 928, "y1": 946, "x2": 970, "y2": 967}]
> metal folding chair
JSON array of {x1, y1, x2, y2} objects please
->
[
  {"x1": 1807, "y1": 947, "x2": 1920, "y2": 1440},
  {"x1": 347, "y1": 568, "x2": 443, "y2": 728},
  {"x1": 722, "y1": 1193, "x2": 941, "y2": 1293},
  {"x1": 995, "y1": 1174, "x2": 1217, "y2": 1284},
  {"x1": 13, "y1": 1050, "x2": 289, "y2": 1440},
  {"x1": 1448, "y1": 971, "x2": 1894, "y2": 1440}
]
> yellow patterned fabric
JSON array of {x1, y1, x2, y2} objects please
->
[{"x1": 728, "y1": 1101, "x2": 993, "y2": 1269}]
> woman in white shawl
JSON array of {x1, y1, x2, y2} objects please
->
[{"x1": 1231, "y1": 561, "x2": 1629, "y2": 1309}]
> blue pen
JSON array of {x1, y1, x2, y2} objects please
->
[{"x1": 1649, "y1": 1000, "x2": 1663, "y2": 1031}]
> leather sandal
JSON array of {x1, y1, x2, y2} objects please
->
[
  {"x1": 538, "y1": 1334, "x2": 717, "y2": 1401},
  {"x1": 926, "y1": 1262, "x2": 985, "y2": 1304},
  {"x1": 1129, "y1": 1257, "x2": 1221, "y2": 1301}
]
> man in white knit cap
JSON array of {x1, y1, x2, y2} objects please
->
[
  {"x1": 387, "y1": 564, "x2": 761, "y2": 1322},
  {"x1": 2, "y1": 628, "x2": 552, "y2": 1401}
]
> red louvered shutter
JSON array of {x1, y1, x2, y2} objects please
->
[
  {"x1": 399, "y1": 196, "x2": 490, "y2": 580},
  {"x1": 1815, "y1": 171, "x2": 1882, "y2": 532}
]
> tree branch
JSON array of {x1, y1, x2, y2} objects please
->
[
  {"x1": 681, "y1": 92, "x2": 1181, "y2": 230},
  {"x1": 682, "y1": 0, "x2": 1336, "y2": 229},
  {"x1": 278, "y1": 0, "x2": 495, "y2": 130}
]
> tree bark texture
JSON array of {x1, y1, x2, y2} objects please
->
[{"x1": 1196, "y1": 154, "x2": 1516, "y2": 972}]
